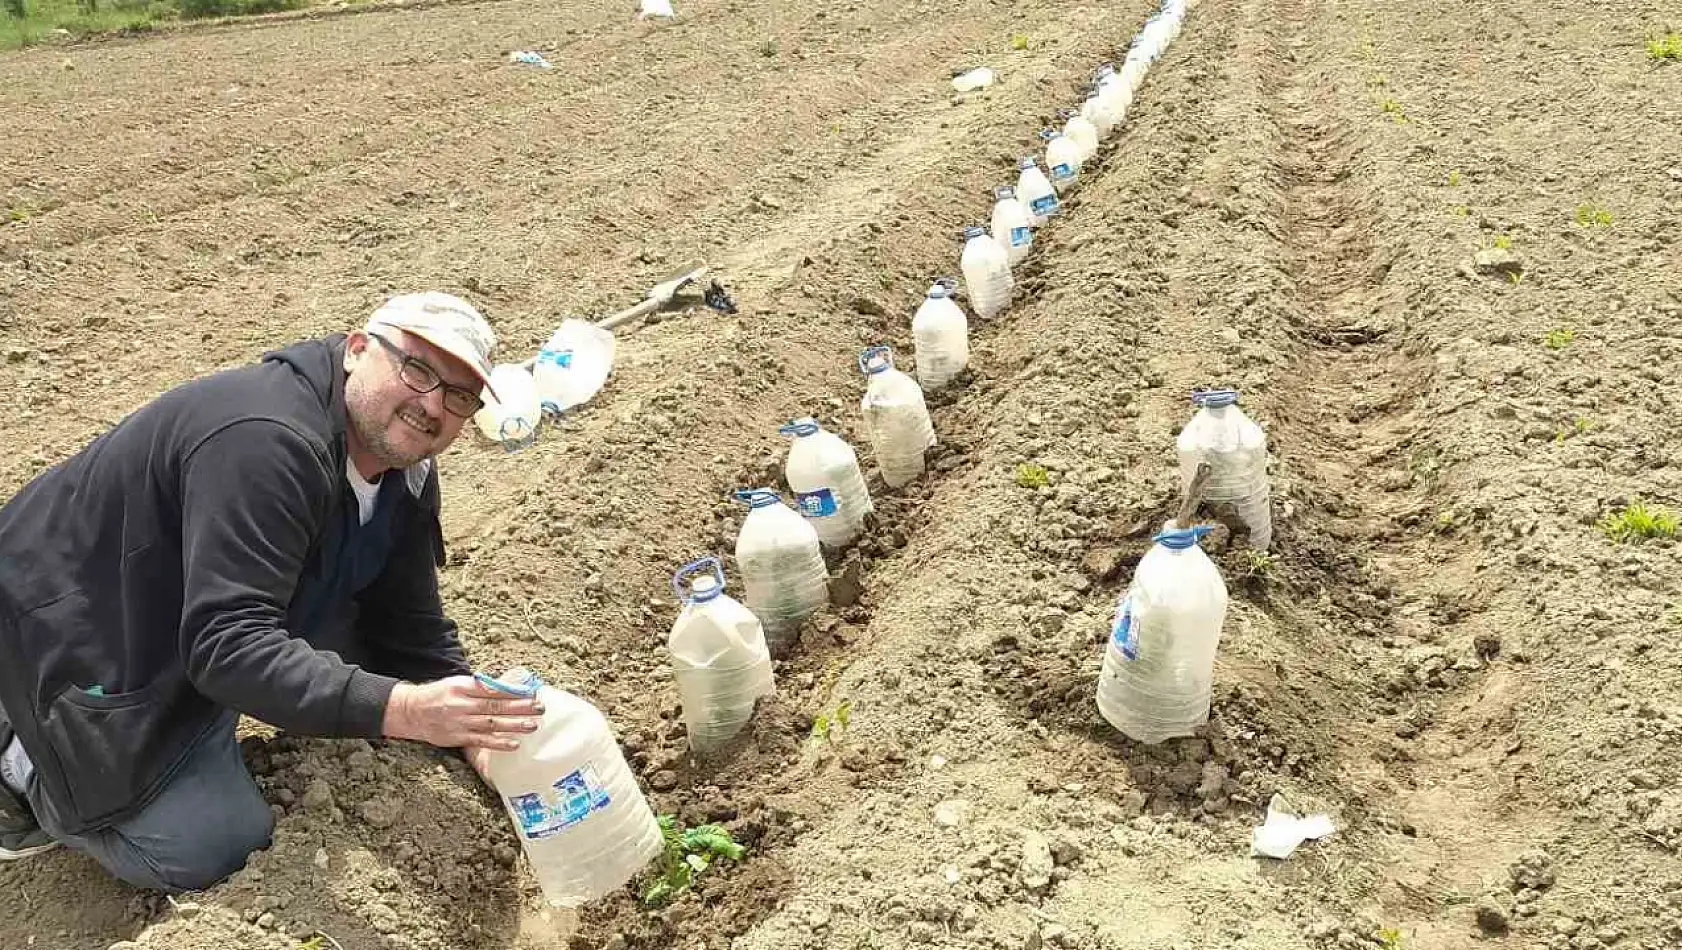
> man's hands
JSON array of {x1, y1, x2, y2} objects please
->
[{"x1": 382, "y1": 676, "x2": 544, "y2": 752}]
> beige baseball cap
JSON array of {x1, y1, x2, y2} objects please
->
[{"x1": 366, "y1": 292, "x2": 498, "y2": 397}]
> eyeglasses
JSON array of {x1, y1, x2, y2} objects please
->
[{"x1": 367, "y1": 333, "x2": 485, "y2": 418}]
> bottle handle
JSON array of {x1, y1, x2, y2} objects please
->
[{"x1": 671, "y1": 555, "x2": 726, "y2": 602}]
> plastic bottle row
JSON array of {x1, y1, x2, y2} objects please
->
[{"x1": 472, "y1": 0, "x2": 1204, "y2": 916}]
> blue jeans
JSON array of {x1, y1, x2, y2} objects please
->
[{"x1": 24, "y1": 713, "x2": 274, "y2": 892}]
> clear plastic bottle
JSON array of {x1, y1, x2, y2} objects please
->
[
  {"x1": 477, "y1": 666, "x2": 664, "y2": 907},
  {"x1": 780, "y1": 417, "x2": 873, "y2": 549},
  {"x1": 1095, "y1": 64, "x2": 1135, "y2": 135},
  {"x1": 1176, "y1": 389, "x2": 1272, "y2": 551},
  {"x1": 1042, "y1": 128, "x2": 1083, "y2": 194},
  {"x1": 911, "y1": 278, "x2": 970, "y2": 391},
  {"x1": 532, "y1": 318, "x2": 616, "y2": 416},
  {"x1": 1120, "y1": 52, "x2": 1148, "y2": 94},
  {"x1": 989, "y1": 185, "x2": 1034, "y2": 267},
  {"x1": 668, "y1": 557, "x2": 776, "y2": 752},
  {"x1": 1095, "y1": 524, "x2": 1228, "y2": 743},
  {"x1": 732, "y1": 489, "x2": 829, "y2": 649},
  {"x1": 473, "y1": 363, "x2": 543, "y2": 450},
  {"x1": 1016, "y1": 156, "x2": 1060, "y2": 226},
  {"x1": 858, "y1": 346, "x2": 937, "y2": 489},
  {"x1": 960, "y1": 225, "x2": 1014, "y2": 319},
  {"x1": 1060, "y1": 108, "x2": 1100, "y2": 164}
]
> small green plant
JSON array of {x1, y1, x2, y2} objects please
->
[
  {"x1": 1543, "y1": 326, "x2": 1576, "y2": 349},
  {"x1": 1555, "y1": 416, "x2": 1595, "y2": 442},
  {"x1": 1377, "y1": 927, "x2": 1404, "y2": 950},
  {"x1": 1575, "y1": 203, "x2": 1614, "y2": 228},
  {"x1": 1447, "y1": 169, "x2": 1462, "y2": 186},
  {"x1": 1014, "y1": 462, "x2": 1050, "y2": 489},
  {"x1": 1238, "y1": 549, "x2": 1277, "y2": 579},
  {"x1": 1599, "y1": 500, "x2": 1678, "y2": 543},
  {"x1": 811, "y1": 698, "x2": 853, "y2": 743},
  {"x1": 1492, "y1": 234, "x2": 1514, "y2": 250},
  {"x1": 641, "y1": 815, "x2": 746, "y2": 907},
  {"x1": 1647, "y1": 31, "x2": 1682, "y2": 61},
  {"x1": 1378, "y1": 96, "x2": 1408, "y2": 122},
  {"x1": 1432, "y1": 510, "x2": 1457, "y2": 533},
  {"x1": 1448, "y1": 204, "x2": 1470, "y2": 218},
  {"x1": 1009, "y1": 32, "x2": 1029, "y2": 50}
]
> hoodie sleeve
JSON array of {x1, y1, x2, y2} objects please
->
[{"x1": 177, "y1": 419, "x2": 397, "y2": 737}]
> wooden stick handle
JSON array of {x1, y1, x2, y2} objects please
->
[{"x1": 1174, "y1": 461, "x2": 1212, "y2": 526}]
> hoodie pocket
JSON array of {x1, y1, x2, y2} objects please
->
[{"x1": 39, "y1": 680, "x2": 177, "y2": 824}]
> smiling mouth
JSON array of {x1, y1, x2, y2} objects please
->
[{"x1": 396, "y1": 407, "x2": 439, "y2": 437}]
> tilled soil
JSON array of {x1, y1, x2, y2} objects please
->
[{"x1": 2, "y1": 0, "x2": 1680, "y2": 948}]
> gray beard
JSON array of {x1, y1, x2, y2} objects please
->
[{"x1": 350, "y1": 411, "x2": 428, "y2": 472}]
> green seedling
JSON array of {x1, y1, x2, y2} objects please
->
[
  {"x1": 1543, "y1": 326, "x2": 1575, "y2": 349},
  {"x1": 1378, "y1": 96, "x2": 1408, "y2": 122},
  {"x1": 641, "y1": 815, "x2": 746, "y2": 907},
  {"x1": 1554, "y1": 416, "x2": 1594, "y2": 443},
  {"x1": 1238, "y1": 549, "x2": 1277, "y2": 580},
  {"x1": 811, "y1": 698, "x2": 853, "y2": 743},
  {"x1": 1448, "y1": 204, "x2": 1471, "y2": 217},
  {"x1": 1598, "y1": 499, "x2": 1679, "y2": 543},
  {"x1": 1014, "y1": 462, "x2": 1050, "y2": 489},
  {"x1": 1447, "y1": 169, "x2": 1462, "y2": 186},
  {"x1": 1009, "y1": 32, "x2": 1030, "y2": 50},
  {"x1": 1647, "y1": 31, "x2": 1682, "y2": 61},
  {"x1": 1377, "y1": 927, "x2": 1404, "y2": 950},
  {"x1": 1432, "y1": 510, "x2": 1457, "y2": 533},
  {"x1": 1492, "y1": 234, "x2": 1514, "y2": 250},
  {"x1": 1575, "y1": 203, "x2": 1614, "y2": 228}
]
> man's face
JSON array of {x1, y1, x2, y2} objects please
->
[{"x1": 343, "y1": 329, "x2": 478, "y2": 471}]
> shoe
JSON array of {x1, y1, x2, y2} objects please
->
[{"x1": 0, "y1": 721, "x2": 59, "y2": 861}]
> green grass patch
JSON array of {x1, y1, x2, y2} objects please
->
[
  {"x1": 1543, "y1": 326, "x2": 1575, "y2": 349},
  {"x1": 1014, "y1": 462, "x2": 1050, "y2": 489},
  {"x1": 2, "y1": 0, "x2": 304, "y2": 49},
  {"x1": 1575, "y1": 203, "x2": 1614, "y2": 228},
  {"x1": 1648, "y1": 31, "x2": 1682, "y2": 61},
  {"x1": 1599, "y1": 499, "x2": 1678, "y2": 544}
]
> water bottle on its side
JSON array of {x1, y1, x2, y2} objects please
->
[
  {"x1": 989, "y1": 185, "x2": 1034, "y2": 267},
  {"x1": 732, "y1": 489, "x2": 829, "y2": 649},
  {"x1": 477, "y1": 666, "x2": 664, "y2": 907},
  {"x1": 1095, "y1": 524, "x2": 1228, "y2": 743},
  {"x1": 858, "y1": 346, "x2": 937, "y2": 489},
  {"x1": 1175, "y1": 389, "x2": 1272, "y2": 551},
  {"x1": 960, "y1": 226, "x2": 1014, "y2": 319},
  {"x1": 532, "y1": 318, "x2": 616, "y2": 416},
  {"x1": 1016, "y1": 156, "x2": 1060, "y2": 226},
  {"x1": 911, "y1": 277, "x2": 970, "y2": 392},
  {"x1": 780, "y1": 417, "x2": 874, "y2": 549},
  {"x1": 668, "y1": 557, "x2": 776, "y2": 753},
  {"x1": 473, "y1": 363, "x2": 543, "y2": 451},
  {"x1": 1042, "y1": 128, "x2": 1083, "y2": 194}
]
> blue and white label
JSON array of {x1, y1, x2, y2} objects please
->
[
  {"x1": 1009, "y1": 226, "x2": 1032, "y2": 248},
  {"x1": 507, "y1": 764, "x2": 611, "y2": 840},
  {"x1": 1111, "y1": 596, "x2": 1139, "y2": 660},
  {"x1": 537, "y1": 348, "x2": 575, "y2": 370},
  {"x1": 1050, "y1": 163, "x2": 1075, "y2": 181},
  {"x1": 1030, "y1": 193, "x2": 1060, "y2": 216},
  {"x1": 795, "y1": 488, "x2": 839, "y2": 518}
]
